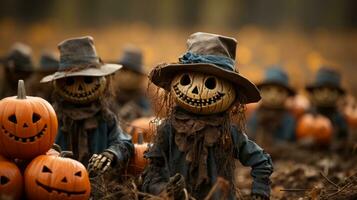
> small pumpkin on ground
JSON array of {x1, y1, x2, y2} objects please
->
[
  {"x1": 24, "y1": 153, "x2": 91, "y2": 200},
  {"x1": 296, "y1": 113, "x2": 333, "y2": 145},
  {"x1": 127, "y1": 133, "x2": 149, "y2": 176},
  {"x1": 0, "y1": 80, "x2": 58, "y2": 160},
  {"x1": 126, "y1": 117, "x2": 156, "y2": 143},
  {"x1": 0, "y1": 159, "x2": 23, "y2": 200}
]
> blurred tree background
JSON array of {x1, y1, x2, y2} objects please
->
[{"x1": 0, "y1": 0, "x2": 356, "y2": 93}]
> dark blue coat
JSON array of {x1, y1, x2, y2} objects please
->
[
  {"x1": 142, "y1": 119, "x2": 273, "y2": 199},
  {"x1": 56, "y1": 115, "x2": 134, "y2": 166}
]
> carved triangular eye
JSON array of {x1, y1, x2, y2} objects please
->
[
  {"x1": 8, "y1": 115, "x2": 17, "y2": 124},
  {"x1": 42, "y1": 165, "x2": 52, "y2": 173},
  {"x1": 74, "y1": 171, "x2": 82, "y2": 177},
  {"x1": 0, "y1": 176, "x2": 9, "y2": 185},
  {"x1": 32, "y1": 113, "x2": 41, "y2": 123}
]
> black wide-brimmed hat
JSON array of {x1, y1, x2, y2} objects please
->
[
  {"x1": 149, "y1": 32, "x2": 261, "y2": 103},
  {"x1": 41, "y1": 36, "x2": 122, "y2": 83},
  {"x1": 5, "y1": 42, "x2": 34, "y2": 72},
  {"x1": 306, "y1": 67, "x2": 345, "y2": 95},
  {"x1": 257, "y1": 67, "x2": 295, "y2": 96},
  {"x1": 117, "y1": 45, "x2": 146, "y2": 75}
]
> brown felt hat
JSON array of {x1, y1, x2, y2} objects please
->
[
  {"x1": 41, "y1": 36, "x2": 122, "y2": 83},
  {"x1": 149, "y1": 32, "x2": 261, "y2": 104}
]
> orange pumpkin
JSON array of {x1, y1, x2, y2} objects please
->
[
  {"x1": 286, "y1": 94, "x2": 310, "y2": 119},
  {"x1": 0, "y1": 159, "x2": 23, "y2": 200},
  {"x1": 25, "y1": 154, "x2": 91, "y2": 200},
  {"x1": 0, "y1": 80, "x2": 58, "y2": 160},
  {"x1": 126, "y1": 117, "x2": 156, "y2": 143},
  {"x1": 296, "y1": 113, "x2": 333, "y2": 145},
  {"x1": 127, "y1": 133, "x2": 149, "y2": 176}
]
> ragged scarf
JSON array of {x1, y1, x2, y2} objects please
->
[
  {"x1": 171, "y1": 108, "x2": 231, "y2": 189},
  {"x1": 59, "y1": 102, "x2": 102, "y2": 164}
]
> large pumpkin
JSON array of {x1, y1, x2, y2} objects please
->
[
  {"x1": 126, "y1": 117, "x2": 156, "y2": 143},
  {"x1": 0, "y1": 159, "x2": 23, "y2": 200},
  {"x1": 25, "y1": 154, "x2": 91, "y2": 200},
  {"x1": 0, "y1": 80, "x2": 58, "y2": 160},
  {"x1": 296, "y1": 113, "x2": 333, "y2": 145}
]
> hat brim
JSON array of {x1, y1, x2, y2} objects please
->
[
  {"x1": 305, "y1": 84, "x2": 345, "y2": 95},
  {"x1": 149, "y1": 63, "x2": 261, "y2": 104},
  {"x1": 257, "y1": 82, "x2": 296, "y2": 96},
  {"x1": 40, "y1": 63, "x2": 122, "y2": 83}
]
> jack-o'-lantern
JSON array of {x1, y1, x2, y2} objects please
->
[
  {"x1": 54, "y1": 76, "x2": 106, "y2": 104},
  {"x1": 127, "y1": 133, "x2": 149, "y2": 175},
  {"x1": 171, "y1": 72, "x2": 236, "y2": 114},
  {"x1": 126, "y1": 117, "x2": 156, "y2": 143},
  {"x1": 25, "y1": 154, "x2": 91, "y2": 200},
  {"x1": 0, "y1": 159, "x2": 23, "y2": 200},
  {"x1": 296, "y1": 113, "x2": 333, "y2": 145},
  {"x1": 0, "y1": 80, "x2": 58, "y2": 160}
]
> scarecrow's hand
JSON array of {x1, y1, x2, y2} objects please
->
[
  {"x1": 164, "y1": 173, "x2": 186, "y2": 199},
  {"x1": 88, "y1": 152, "x2": 114, "y2": 176},
  {"x1": 251, "y1": 194, "x2": 269, "y2": 200}
]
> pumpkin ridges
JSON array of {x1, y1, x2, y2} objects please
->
[{"x1": 0, "y1": 159, "x2": 23, "y2": 200}]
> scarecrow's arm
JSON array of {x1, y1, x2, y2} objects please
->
[
  {"x1": 105, "y1": 119, "x2": 135, "y2": 168},
  {"x1": 232, "y1": 128, "x2": 273, "y2": 198}
]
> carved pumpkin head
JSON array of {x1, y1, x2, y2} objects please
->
[
  {"x1": 296, "y1": 113, "x2": 333, "y2": 145},
  {"x1": 260, "y1": 85, "x2": 289, "y2": 108},
  {"x1": 25, "y1": 154, "x2": 91, "y2": 200},
  {"x1": 54, "y1": 76, "x2": 106, "y2": 104},
  {"x1": 0, "y1": 80, "x2": 58, "y2": 160},
  {"x1": 171, "y1": 72, "x2": 236, "y2": 114},
  {"x1": 0, "y1": 159, "x2": 23, "y2": 200}
]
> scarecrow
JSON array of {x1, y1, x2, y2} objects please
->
[
  {"x1": 27, "y1": 51, "x2": 59, "y2": 102},
  {"x1": 247, "y1": 67, "x2": 296, "y2": 145},
  {"x1": 41, "y1": 36, "x2": 134, "y2": 176},
  {"x1": 112, "y1": 45, "x2": 151, "y2": 122},
  {"x1": 1, "y1": 42, "x2": 34, "y2": 98},
  {"x1": 305, "y1": 67, "x2": 348, "y2": 142},
  {"x1": 142, "y1": 32, "x2": 273, "y2": 200}
]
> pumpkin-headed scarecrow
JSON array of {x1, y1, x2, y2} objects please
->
[
  {"x1": 112, "y1": 45, "x2": 151, "y2": 121},
  {"x1": 1, "y1": 42, "x2": 34, "y2": 98},
  {"x1": 41, "y1": 36, "x2": 134, "y2": 175},
  {"x1": 142, "y1": 32, "x2": 273, "y2": 200},
  {"x1": 27, "y1": 51, "x2": 59, "y2": 102},
  {"x1": 247, "y1": 67, "x2": 296, "y2": 145},
  {"x1": 305, "y1": 67, "x2": 348, "y2": 143}
]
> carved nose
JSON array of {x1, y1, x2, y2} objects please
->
[
  {"x1": 61, "y1": 177, "x2": 68, "y2": 183},
  {"x1": 192, "y1": 86, "x2": 199, "y2": 94},
  {"x1": 78, "y1": 85, "x2": 83, "y2": 91},
  {"x1": 23, "y1": 123, "x2": 28, "y2": 128}
]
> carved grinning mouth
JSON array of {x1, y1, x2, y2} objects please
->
[
  {"x1": 173, "y1": 84, "x2": 225, "y2": 107},
  {"x1": 61, "y1": 83, "x2": 101, "y2": 99},
  {"x1": 36, "y1": 180, "x2": 86, "y2": 197},
  {"x1": 2, "y1": 124, "x2": 47, "y2": 143}
]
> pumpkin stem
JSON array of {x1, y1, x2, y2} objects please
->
[
  {"x1": 138, "y1": 132, "x2": 144, "y2": 144},
  {"x1": 17, "y1": 80, "x2": 27, "y2": 99}
]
